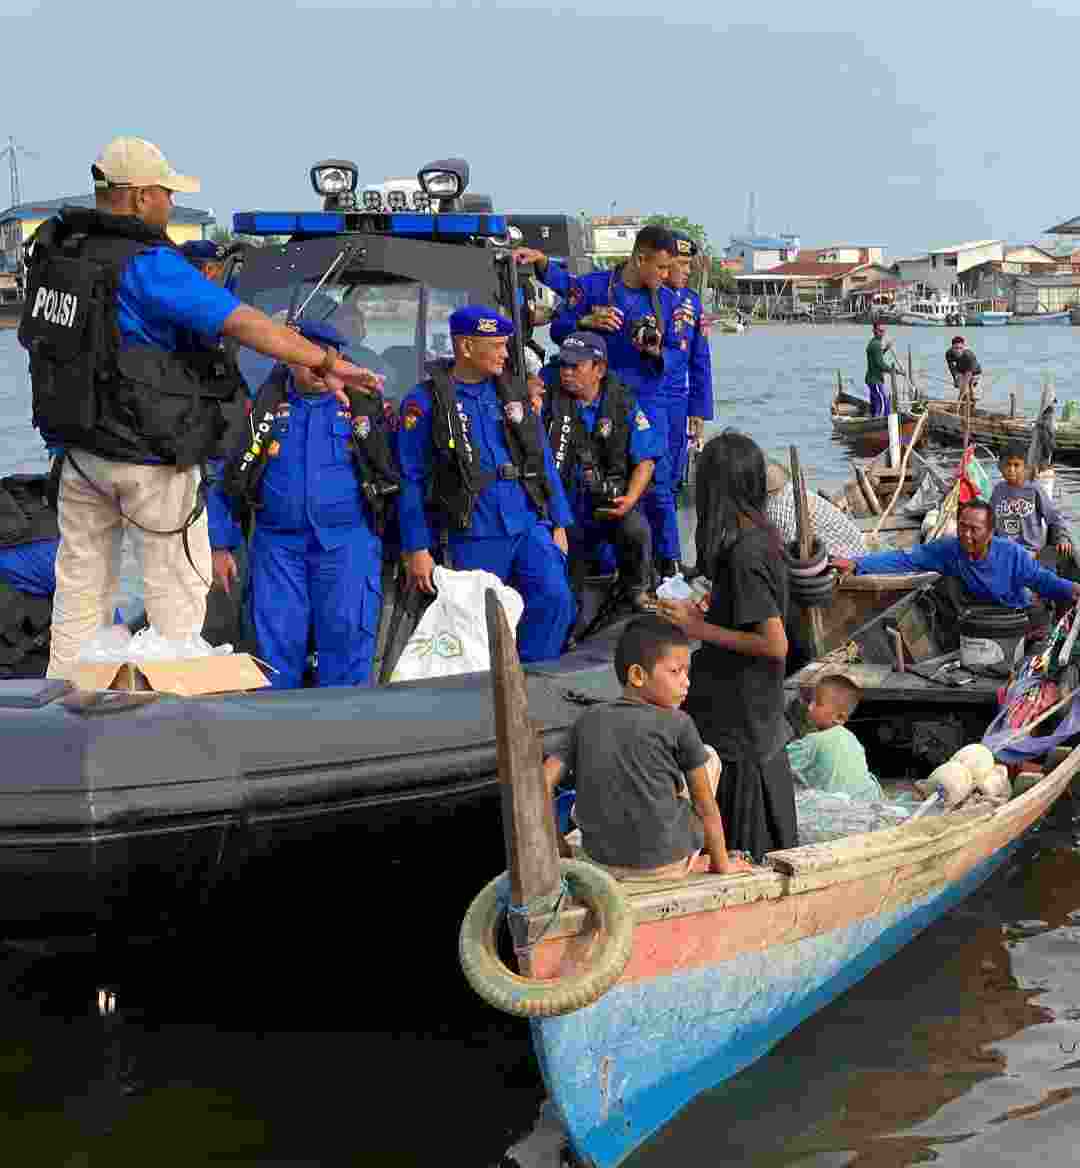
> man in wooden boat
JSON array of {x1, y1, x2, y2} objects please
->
[
  {"x1": 513, "y1": 227, "x2": 684, "y2": 577},
  {"x1": 865, "y1": 320, "x2": 899, "y2": 417},
  {"x1": 543, "y1": 331, "x2": 660, "y2": 612},
  {"x1": 543, "y1": 615, "x2": 752, "y2": 878},
  {"x1": 990, "y1": 443, "x2": 1072, "y2": 559},
  {"x1": 765, "y1": 462, "x2": 866, "y2": 558},
  {"x1": 18, "y1": 137, "x2": 383, "y2": 679},
  {"x1": 396, "y1": 306, "x2": 577, "y2": 663},
  {"x1": 945, "y1": 335, "x2": 981, "y2": 404},
  {"x1": 830, "y1": 500, "x2": 1080, "y2": 623}
]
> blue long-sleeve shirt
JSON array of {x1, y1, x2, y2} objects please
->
[
  {"x1": 538, "y1": 264, "x2": 672, "y2": 401},
  {"x1": 397, "y1": 374, "x2": 575, "y2": 553},
  {"x1": 662, "y1": 287, "x2": 714, "y2": 419},
  {"x1": 855, "y1": 536, "x2": 1075, "y2": 608}
]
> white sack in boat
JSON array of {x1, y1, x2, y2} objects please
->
[
  {"x1": 952, "y1": 743, "x2": 995, "y2": 778},
  {"x1": 390, "y1": 566, "x2": 524, "y2": 683}
]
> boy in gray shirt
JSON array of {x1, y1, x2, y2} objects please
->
[
  {"x1": 990, "y1": 443, "x2": 1071, "y2": 557},
  {"x1": 543, "y1": 616, "x2": 751, "y2": 879}
]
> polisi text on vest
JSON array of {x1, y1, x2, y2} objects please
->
[{"x1": 30, "y1": 287, "x2": 78, "y2": 328}]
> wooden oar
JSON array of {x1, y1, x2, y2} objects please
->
[{"x1": 868, "y1": 410, "x2": 931, "y2": 546}]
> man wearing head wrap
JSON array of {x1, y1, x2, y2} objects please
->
[
  {"x1": 396, "y1": 306, "x2": 577, "y2": 662},
  {"x1": 213, "y1": 319, "x2": 392, "y2": 687}
]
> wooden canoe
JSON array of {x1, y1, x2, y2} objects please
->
[
  {"x1": 831, "y1": 401, "x2": 924, "y2": 455},
  {"x1": 923, "y1": 400, "x2": 1080, "y2": 460},
  {"x1": 470, "y1": 591, "x2": 1080, "y2": 1168}
]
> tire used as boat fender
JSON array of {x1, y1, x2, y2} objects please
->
[
  {"x1": 784, "y1": 538, "x2": 827, "y2": 577},
  {"x1": 459, "y1": 858, "x2": 634, "y2": 1018}
]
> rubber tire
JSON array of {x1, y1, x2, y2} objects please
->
[
  {"x1": 459, "y1": 858, "x2": 634, "y2": 1019},
  {"x1": 784, "y1": 539, "x2": 827, "y2": 576},
  {"x1": 790, "y1": 568, "x2": 838, "y2": 594}
]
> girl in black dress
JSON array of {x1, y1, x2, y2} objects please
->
[{"x1": 657, "y1": 430, "x2": 797, "y2": 859}]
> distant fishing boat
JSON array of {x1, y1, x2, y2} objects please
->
[
  {"x1": 901, "y1": 296, "x2": 965, "y2": 327},
  {"x1": 1009, "y1": 310, "x2": 1071, "y2": 325},
  {"x1": 921, "y1": 399, "x2": 1080, "y2": 461}
]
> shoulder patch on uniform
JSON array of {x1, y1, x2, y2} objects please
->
[
  {"x1": 267, "y1": 440, "x2": 281, "y2": 458},
  {"x1": 402, "y1": 401, "x2": 424, "y2": 431},
  {"x1": 634, "y1": 410, "x2": 651, "y2": 430},
  {"x1": 355, "y1": 415, "x2": 371, "y2": 439}
]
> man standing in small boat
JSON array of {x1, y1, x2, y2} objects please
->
[
  {"x1": 946, "y1": 335, "x2": 981, "y2": 406},
  {"x1": 397, "y1": 306, "x2": 577, "y2": 663},
  {"x1": 865, "y1": 320, "x2": 898, "y2": 417}
]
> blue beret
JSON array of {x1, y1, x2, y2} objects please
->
[
  {"x1": 448, "y1": 305, "x2": 514, "y2": 337},
  {"x1": 295, "y1": 319, "x2": 349, "y2": 351},
  {"x1": 181, "y1": 240, "x2": 224, "y2": 264},
  {"x1": 670, "y1": 230, "x2": 699, "y2": 258}
]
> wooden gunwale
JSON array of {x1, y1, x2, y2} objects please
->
[
  {"x1": 925, "y1": 401, "x2": 1080, "y2": 452},
  {"x1": 527, "y1": 746, "x2": 1080, "y2": 960}
]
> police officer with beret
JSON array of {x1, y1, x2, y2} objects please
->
[
  {"x1": 211, "y1": 319, "x2": 395, "y2": 688},
  {"x1": 515, "y1": 226, "x2": 685, "y2": 576},
  {"x1": 544, "y1": 332, "x2": 661, "y2": 610},
  {"x1": 180, "y1": 238, "x2": 227, "y2": 283},
  {"x1": 655, "y1": 229, "x2": 713, "y2": 571},
  {"x1": 397, "y1": 306, "x2": 577, "y2": 663},
  {"x1": 18, "y1": 136, "x2": 382, "y2": 678}
]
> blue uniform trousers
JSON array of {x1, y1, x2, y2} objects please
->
[
  {"x1": 638, "y1": 397, "x2": 688, "y2": 563},
  {"x1": 448, "y1": 521, "x2": 575, "y2": 663},
  {"x1": 866, "y1": 381, "x2": 890, "y2": 417},
  {"x1": 248, "y1": 527, "x2": 381, "y2": 689}
]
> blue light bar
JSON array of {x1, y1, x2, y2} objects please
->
[
  {"x1": 387, "y1": 213, "x2": 507, "y2": 237},
  {"x1": 231, "y1": 210, "x2": 508, "y2": 239},
  {"x1": 232, "y1": 211, "x2": 346, "y2": 236}
]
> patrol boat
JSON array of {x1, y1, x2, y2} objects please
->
[{"x1": 0, "y1": 157, "x2": 611, "y2": 943}]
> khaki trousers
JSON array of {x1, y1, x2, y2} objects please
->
[{"x1": 47, "y1": 451, "x2": 210, "y2": 679}]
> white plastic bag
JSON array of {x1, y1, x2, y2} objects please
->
[
  {"x1": 390, "y1": 566, "x2": 523, "y2": 683},
  {"x1": 656, "y1": 572, "x2": 693, "y2": 601},
  {"x1": 76, "y1": 624, "x2": 134, "y2": 664}
]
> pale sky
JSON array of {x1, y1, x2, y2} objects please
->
[{"x1": 5, "y1": 0, "x2": 1078, "y2": 256}]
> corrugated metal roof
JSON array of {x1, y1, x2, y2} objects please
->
[
  {"x1": 763, "y1": 261, "x2": 861, "y2": 277},
  {"x1": 1046, "y1": 216, "x2": 1080, "y2": 235},
  {"x1": 728, "y1": 235, "x2": 792, "y2": 250},
  {"x1": 0, "y1": 195, "x2": 214, "y2": 225},
  {"x1": 928, "y1": 239, "x2": 1001, "y2": 254}
]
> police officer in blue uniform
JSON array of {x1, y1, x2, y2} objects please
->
[
  {"x1": 397, "y1": 306, "x2": 576, "y2": 663},
  {"x1": 515, "y1": 225, "x2": 684, "y2": 575},
  {"x1": 0, "y1": 474, "x2": 60, "y2": 676},
  {"x1": 654, "y1": 229, "x2": 714, "y2": 570},
  {"x1": 180, "y1": 238, "x2": 227, "y2": 283},
  {"x1": 544, "y1": 333, "x2": 662, "y2": 609},
  {"x1": 211, "y1": 320, "x2": 391, "y2": 688}
]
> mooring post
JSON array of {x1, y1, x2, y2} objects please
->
[{"x1": 485, "y1": 589, "x2": 562, "y2": 950}]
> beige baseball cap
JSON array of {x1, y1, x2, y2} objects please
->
[{"x1": 92, "y1": 137, "x2": 200, "y2": 193}]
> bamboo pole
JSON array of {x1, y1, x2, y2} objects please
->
[{"x1": 790, "y1": 445, "x2": 827, "y2": 658}]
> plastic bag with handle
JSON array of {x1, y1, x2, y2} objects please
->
[{"x1": 390, "y1": 566, "x2": 524, "y2": 683}]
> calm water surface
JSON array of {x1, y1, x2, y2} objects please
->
[{"x1": 3, "y1": 326, "x2": 1080, "y2": 1166}]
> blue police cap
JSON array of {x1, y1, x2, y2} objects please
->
[
  {"x1": 448, "y1": 305, "x2": 514, "y2": 338},
  {"x1": 670, "y1": 230, "x2": 699, "y2": 258},
  {"x1": 295, "y1": 319, "x2": 349, "y2": 351},
  {"x1": 180, "y1": 240, "x2": 224, "y2": 265},
  {"x1": 559, "y1": 331, "x2": 607, "y2": 365}
]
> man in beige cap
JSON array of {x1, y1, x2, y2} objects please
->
[{"x1": 18, "y1": 136, "x2": 383, "y2": 678}]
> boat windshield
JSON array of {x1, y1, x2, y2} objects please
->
[{"x1": 235, "y1": 275, "x2": 485, "y2": 405}]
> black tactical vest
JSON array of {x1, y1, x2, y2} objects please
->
[
  {"x1": 220, "y1": 363, "x2": 400, "y2": 535},
  {"x1": 0, "y1": 474, "x2": 58, "y2": 677},
  {"x1": 546, "y1": 374, "x2": 631, "y2": 490},
  {"x1": 18, "y1": 207, "x2": 242, "y2": 468},
  {"x1": 424, "y1": 359, "x2": 551, "y2": 531}
]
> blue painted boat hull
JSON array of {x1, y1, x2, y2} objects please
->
[
  {"x1": 532, "y1": 842, "x2": 1021, "y2": 1168},
  {"x1": 1010, "y1": 312, "x2": 1071, "y2": 325}
]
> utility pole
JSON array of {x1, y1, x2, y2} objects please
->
[{"x1": 0, "y1": 136, "x2": 40, "y2": 209}]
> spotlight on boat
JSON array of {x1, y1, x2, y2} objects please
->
[
  {"x1": 361, "y1": 189, "x2": 383, "y2": 212},
  {"x1": 386, "y1": 189, "x2": 408, "y2": 212},
  {"x1": 310, "y1": 159, "x2": 359, "y2": 209},
  {"x1": 411, "y1": 190, "x2": 431, "y2": 212},
  {"x1": 417, "y1": 158, "x2": 470, "y2": 209}
]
